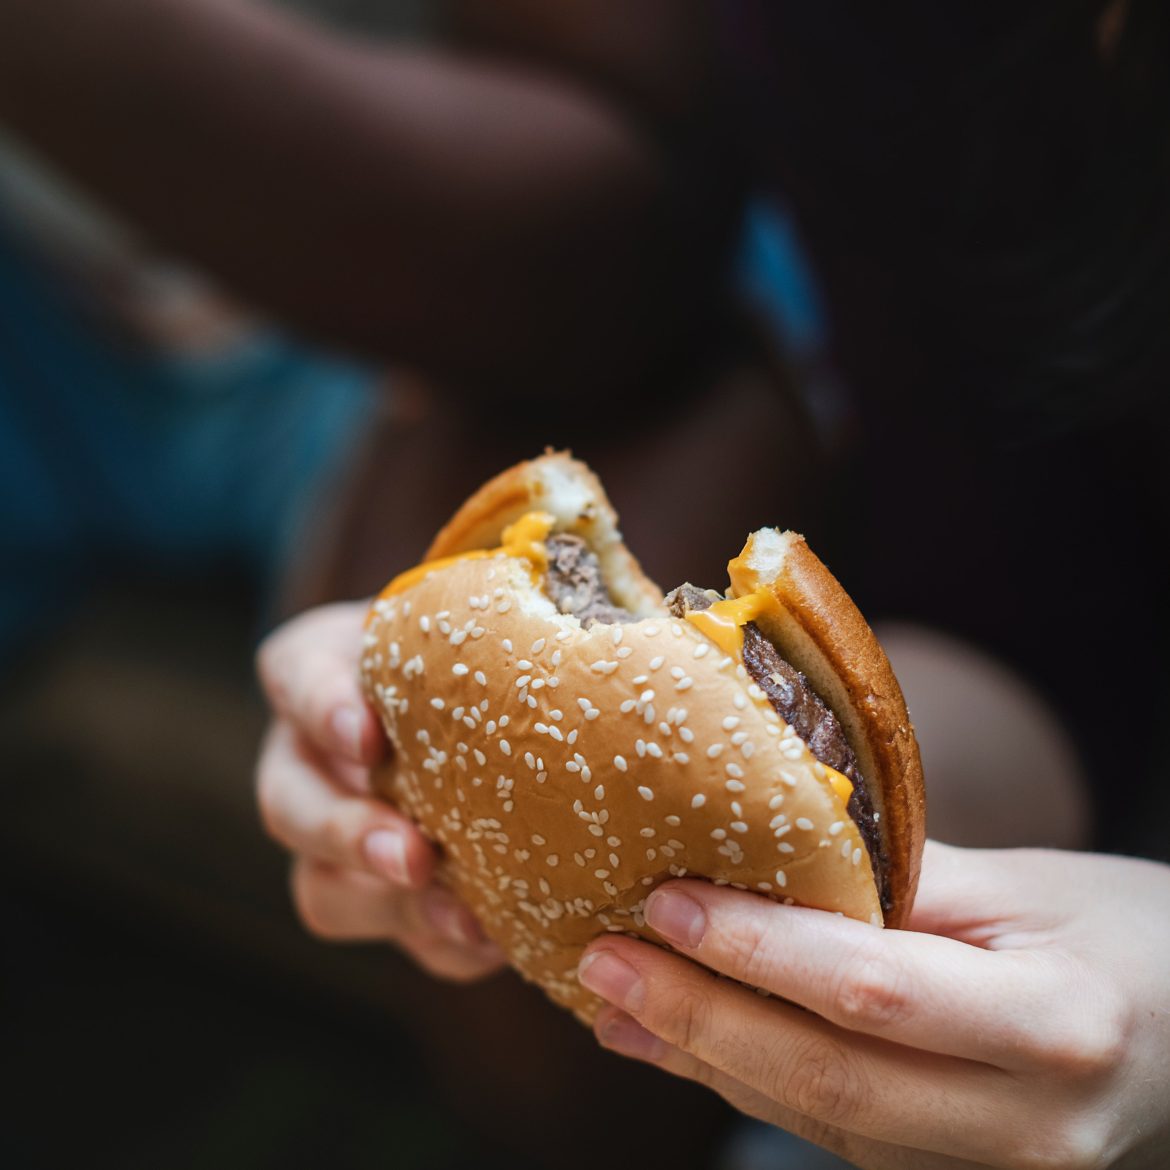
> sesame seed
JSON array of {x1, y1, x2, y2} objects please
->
[
  {"x1": 726, "y1": 762, "x2": 745, "y2": 779},
  {"x1": 590, "y1": 660, "x2": 618, "y2": 675},
  {"x1": 547, "y1": 855, "x2": 559, "y2": 866},
  {"x1": 531, "y1": 638, "x2": 546, "y2": 654},
  {"x1": 645, "y1": 849, "x2": 657, "y2": 861},
  {"x1": 733, "y1": 693, "x2": 747, "y2": 710},
  {"x1": 853, "y1": 848, "x2": 863, "y2": 866},
  {"x1": 722, "y1": 716, "x2": 740, "y2": 731},
  {"x1": 430, "y1": 697, "x2": 445, "y2": 710},
  {"x1": 678, "y1": 727, "x2": 694, "y2": 744},
  {"x1": 548, "y1": 726, "x2": 564, "y2": 742},
  {"x1": 620, "y1": 699, "x2": 636, "y2": 714},
  {"x1": 710, "y1": 828, "x2": 727, "y2": 840},
  {"x1": 770, "y1": 814, "x2": 788, "y2": 829},
  {"x1": 577, "y1": 698, "x2": 591, "y2": 712},
  {"x1": 706, "y1": 744, "x2": 725, "y2": 759},
  {"x1": 637, "y1": 786, "x2": 654, "y2": 802},
  {"x1": 635, "y1": 739, "x2": 647, "y2": 758},
  {"x1": 486, "y1": 720, "x2": 497, "y2": 734},
  {"x1": 829, "y1": 821, "x2": 844, "y2": 836},
  {"x1": 691, "y1": 793, "x2": 706, "y2": 809},
  {"x1": 774, "y1": 870, "x2": 788, "y2": 888},
  {"x1": 645, "y1": 742, "x2": 663, "y2": 759},
  {"x1": 594, "y1": 869, "x2": 610, "y2": 880},
  {"x1": 741, "y1": 741, "x2": 755, "y2": 759},
  {"x1": 420, "y1": 616, "x2": 431, "y2": 633},
  {"x1": 615, "y1": 646, "x2": 633, "y2": 659},
  {"x1": 731, "y1": 801, "x2": 743, "y2": 817},
  {"x1": 500, "y1": 740, "x2": 512, "y2": 756},
  {"x1": 675, "y1": 677, "x2": 694, "y2": 691},
  {"x1": 568, "y1": 729, "x2": 580, "y2": 744},
  {"x1": 841, "y1": 839, "x2": 853, "y2": 859},
  {"x1": 644, "y1": 625, "x2": 659, "y2": 637},
  {"x1": 609, "y1": 853, "x2": 620, "y2": 868},
  {"x1": 474, "y1": 749, "x2": 486, "y2": 766},
  {"x1": 594, "y1": 785, "x2": 605, "y2": 800},
  {"x1": 515, "y1": 675, "x2": 531, "y2": 689},
  {"x1": 778, "y1": 842, "x2": 795, "y2": 854},
  {"x1": 796, "y1": 817, "x2": 815, "y2": 831},
  {"x1": 565, "y1": 761, "x2": 580, "y2": 773},
  {"x1": 672, "y1": 752, "x2": 690, "y2": 764},
  {"x1": 584, "y1": 709, "x2": 599, "y2": 722},
  {"x1": 693, "y1": 643, "x2": 710, "y2": 659},
  {"x1": 474, "y1": 670, "x2": 487, "y2": 686},
  {"x1": 649, "y1": 655, "x2": 665, "y2": 670},
  {"x1": 613, "y1": 755, "x2": 628, "y2": 772},
  {"x1": 665, "y1": 815, "x2": 681, "y2": 827},
  {"x1": 730, "y1": 821, "x2": 748, "y2": 834},
  {"x1": 639, "y1": 827, "x2": 655, "y2": 838},
  {"x1": 502, "y1": 638, "x2": 513, "y2": 653}
]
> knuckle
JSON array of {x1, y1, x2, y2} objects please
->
[
  {"x1": 1034, "y1": 983, "x2": 1130, "y2": 1080},
  {"x1": 723, "y1": 918, "x2": 778, "y2": 989},
  {"x1": 320, "y1": 806, "x2": 359, "y2": 864},
  {"x1": 254, "y1": 745, "x2": 289, "y2": 845},
  {"x1": 290, "y1": 863, "x2": 342, "y2": 941},
  {"x1": 1006, "y1": 1117, "x2": 1111, "y2": 1170},
  {"x1": 670, "y1": 984, "x2": 715, "y2": 1055},
  {"x1": 829, "y1": 949, "x2": 910, "y2": 1032},
  {"x1": 770, "y1": 1035, "x2": 859, "y2": 1129}
]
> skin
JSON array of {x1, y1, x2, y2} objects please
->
[
  {"x1": 0, "y1": 0, "x2": 736, "y2": 399},
  {"x1": 256, "y1": 602, "x2": 1170, "y2": 1169}
]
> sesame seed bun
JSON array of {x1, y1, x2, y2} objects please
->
[{"x1": 362, "y1": 454, "x2": 924, "y2": 1022}]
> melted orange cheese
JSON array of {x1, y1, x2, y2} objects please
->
[{"x1": 381, "y1": 510, "x2": 556, "y2": 597}]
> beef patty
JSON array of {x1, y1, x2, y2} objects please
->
[
  {"x1": 667, "y1": 585, "x2": 890, "y2": 913},
  {"x1": 543, "y1": 534, "x2": 635, "y2": 627}
]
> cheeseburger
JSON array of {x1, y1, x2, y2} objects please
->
[{"x1": 362, "y1": 452, "x2": 925, "y2": 1022}]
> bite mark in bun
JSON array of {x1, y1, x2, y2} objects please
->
[{"x1": 362, "y1": 453, "x2": 925, "y2": 1021}]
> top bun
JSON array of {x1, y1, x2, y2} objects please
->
[{"x1": 362, "y1": 453, "x2": 924, "y2": 1021}]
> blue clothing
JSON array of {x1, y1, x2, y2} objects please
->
[{"x1": 0, "y1": 218, "x2": 377, "y2": 661}]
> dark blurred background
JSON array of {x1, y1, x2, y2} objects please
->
[{"x1": 2, "y1": 1, "x2": 1168, "y2": 1167}]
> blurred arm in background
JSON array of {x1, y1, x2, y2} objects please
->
[{"x1": 0, "y1": 0, "x2": 740, "y2": 399}]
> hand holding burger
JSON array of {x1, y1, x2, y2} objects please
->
[{"x1": 256, "y1": 453, "x2": 1170, "y2": 1169}]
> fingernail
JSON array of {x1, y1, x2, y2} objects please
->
[
  {"x1": 577, "y1": 950, "x2": 644, "y2": 1012},
  {"x1": 645, "y1": 889, "x2": 706, "y2": 948},
  {"x1": 426, "y1": 897, "x2": 483, "y2": 946},
  {"x1": 331, "y1": 704, "x2": 363, "y2": 760},
  {"x1": 365, "y1": 828, "x2": 409, "y2": 885},
  {"x1": 598, "y1": 1011, "x2": 666, "y2": 1061}
]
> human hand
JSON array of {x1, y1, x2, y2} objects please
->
[
  {"x1": 255, "y1": 601, "x2": 505, "y2": 981},
  {"x1": 578, "y1": 841, "x2": 1170, "y2": 1169}
]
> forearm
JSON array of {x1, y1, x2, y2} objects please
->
[{"x1": 0, "y1": 0, "x2": 687, "y2": 387}]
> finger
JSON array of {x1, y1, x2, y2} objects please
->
[
  {"x1": 258, "y1": 723, "x2": 433, "y2": 888},
  {"x1": 594, "y1": 1008, "x2": 985, "y2": 1170},
  {"x1": 640, "y1": 869, "x2": 1070, "y2": 1068},
  {"x1": 291, "y1": 859, "x2": 504, "y2": 981},
  {"x1": 578, "y1": 936, "x2": 1018, "y2": 1162},
  {"x1": 256, "y1": 601, "x2": 385, "y2": 767}
]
